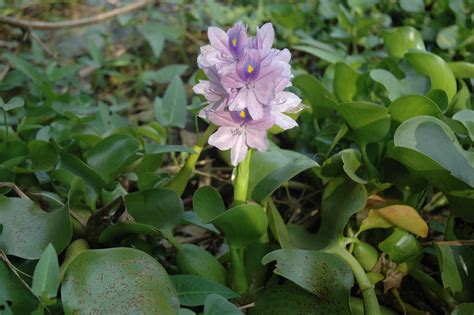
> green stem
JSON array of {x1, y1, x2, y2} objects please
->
[
  {"x1": 409, "y1": 268, "x2": 456, "y2": 310},
  {"x1": 229, "y1": 247, "x2": 248, "y2": 294},
  {"x1": 360, "y1": 142, "x2": 378, "y2": 179},
  {"x1": 165, "y1": 232, "x2": 183, "y2": 252},
  {"x1": 166, "y1": 124, "x2": 217, "y2": 196},
  {"x1": 327, "y1": 242, "x2": 380, "y2": 315},
  {"x1": 3, "y1": 110, "x2": 8, "y2": 141},
  {"x1": 233, "y1": 149, "x2": 253, "y2": 205}
]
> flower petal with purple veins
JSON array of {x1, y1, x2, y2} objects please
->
[
  {"x1": 230, "y1": 132, "x2": 248, "y2": 165},
  {"x1": 208, "y1": 110, "x2": 239, "y2": 127},
  {"x1": 208, "y1": 126, "x2": 239, "y2": 150},
  {"x1": 246, "y1": 128, "x2": 269, "y2": 151},
  {"x1": 236, "y1": 50, "x2": 261, "y2": 82},
  {"x1": 227, "y1": 22, "x2": 248, "y2": 60}
]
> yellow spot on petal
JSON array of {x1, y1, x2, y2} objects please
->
[
  {"x1": 232, "y1": 38, "x2": 237, "y2": 47},
  {"x1": 239, "y1": 111, "x2": 246, "y2": 118},
  {"x1": 247, "y1": 64, "x2": 254, "y2": 73}
]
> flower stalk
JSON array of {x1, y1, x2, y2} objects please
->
[
  {"x1": 233, "y1": 149, "x2": 253, "y2": 205},
  {"x1": 166, "y1": 124, "x2": 217, "y2": 196}
]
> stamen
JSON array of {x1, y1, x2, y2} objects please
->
[
  {"x1": 232, "y1": 38, "x2": 237, "y2": 47},
  {"x1": 239, "y1": 111, "x2": 246, "y2": 118}
]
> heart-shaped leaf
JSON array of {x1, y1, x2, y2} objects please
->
[
  {"x1": 405, "y1": 51, "x2": 457, "y2": 104},
  {"x1": 0, "y1": 197, "x2": 71, "y2": 259},
  {"x1": 338, "y1": 101, "x2": 391, "y2": 144},
  {"x1": 262, "y1": 249, "x2": 353, "y2": 313},
  {"x1": 383, "y1": 27, "x2": 425, "y2": 59},
  {"x1": 125, "y1": 188, "x2": 183, "y2": 236},
  {"x1": 389, "y1": 95, "x2": 442, "y2": 125},
  {"x1": 193, "y1": 186, "x2": 226, "y2": 223},
  {"x1": 86, "y1": 133, "x2": 141, "y2": 184},
  {"x1": 61, "y1": 248, "x2": 179, "y2": 314}
]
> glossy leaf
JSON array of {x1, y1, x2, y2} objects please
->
[
  {"x1": 293, "y1": 74, "x2": 338, "y2": 118},
  {"x1": 28, "y1": 140, "x2": 58, "y2": 171},
  {"x1": 316, "y1": 177, "x2": 367, "y2": 247},
  {"x1": 86, "y1": 133, "x2": 141, "y2": 184},
  {"x1": 370, "y1": 69, "x2": 429, "y2": 101},
  {"x1": 125, "y1": 188, "x2": 184, "y2": 235},
  {"x1": 155, "y1": 76, "x2": 187, "y2": 128},
  {"x1": 338, "y1": 101, "x2": 391, "y2": 144},
  {"x1": 145, "y1": 144, "x2": 195, "y2": 155},
  {"x1": 0, "y1": 260, "x2": 38, "y2": 314},
  {"x1": 453, "y1": 110, "x2": 474, "y2": 141},
  {"x1": 333, "y1": 63, "x2": 359, "y2": 102},
  {"x1": 383, "y1": 27, "x2": 425, "y2": 59},
  {"x1": 434, "y1": 244, "x2": 463, "y2": 294},
  {"x1": 448, "y1": 62, "x2": 474, "y2": 79},
  {"x1": 262, "y1": 249, "x2": 353, "y2": 313},
  {"x1": 61, "y1": 248, "x2": 179, "y2": 314},
  {"x1": 389, "y1": 95, "x2": 441, "y2": 124},
  {"x1": 31, "y1": 243, "x2": 60, "y2": 301},
  {"x1": 405, "y1": 51, "x2": 457, "y2": 104},
  {"x1": 98, "y1": 223, "x2": 159, "y2": 244},
  {"x1": 0, "y1": 197, "x2": 71, "y2": 259},
  {"x1": 359, "y1": 205, "x2": 428, "y2": 237},
  {"x1": 193, "y1": 186, "x2": 225, "y2": 223},
  {"x1": 171, "y1": 275, "x2": 239, "y2": 307},
  {"x1": 292, "y1": 45, "x2": 345, "y2": 64}
]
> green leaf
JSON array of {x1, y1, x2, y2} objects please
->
[
  {"x1": 138, "y1": 22, "x2": 165, "y2": 58},
  {"x1": 4, "y1": 53, "x2": 44, "y2": 85},
  {"x1": 145, "y1": 144, "x2": 195, "y2": 155},
  {"x1": 171, "y1": 275, "x2": 239, "y2": 307},
  {"x1": 405, "y1": 51, "x2": 457, "y2": 104},
  {"x1": 453, "y1": 110, "x2": 474, "y2": 141},
  {"x1": 370, "y1": 69, "x2": 429, "y2": 101},
  {"x1": 176, "y1": 244, "x2": 227, "y2": 285},
  {"x1": 437, "y1": 25, "x2": 459, "y2": 50},
  {"x1": 394, "y1": 116, "x2": 474, "y2": 187},
  {"x1": 0, "y1": 140, "x2": 29, "y2": 168},
  {"x1": 378, "y1": 228, "x2": 422, "y2": 263},
  {"x1": 86, "y1": 133, "x2": 141, "y2": 184},
  {"x1": 338, "y1": 101, "x2": 391, "y2": 143},
  {"x1": 28, "y1": 140, "x2": 58, "y2": 171},
  {"x1": 182, "y1": 211, "x2": 220, "y2": 234},
  {"x1": 333, "y1": 63, "x2": 359, "y2": 102},
  {"x1": 434, "y1": 244, "x2": 463, "y2": 294},
  {"x1": 0, "y1": 96, "x2": 24, "y2": 112},
  {"x1": 193, "y1": 186, "x2": 226, "y2": 223},
  {"x1": 0, "y1": 197, "x2": 71, "y2": 259},
  {"x1": 400, "y1": 0, "x2": 424, "y2": 13},
  {"x1": 341, "y1": 149, "x2": 368, "y2": 184},
  {"x1": 383, "y1": 27, "x2": 425, "y2": 59},
  {"x1": 61, "y1": 248, "x2": 179, "y2": 314},
  {"x1": 155, "y1": 76, "x2": 187, "y2": 128},
  {"x1": 142, "y1": 64, "x2": 188, "y2": 84},
  {"x1": 204, "y1": 294, "x2": 243, "y2": 315},
  {"x1": 98, "y1": 223, "x2": 159, "y2": 244},
  {"x1": 448, "y1": 62, "x2": 474, "y2": 79},
  {"x1": 292, "y1": 45, "x2": 345, "y2": 64},
  {"x1": 0, "y1": 165, "x2": 15, "y2": 194},
  {"x1": 389, "y1": 95, "x2": 442, "y2": 125},
  {"x1": 267, "y1": 201, "x2": 292, "y2": 249},
  {"x1": 452, "y1": 303, "x2": 474, "y2": 315},
  {"x1": 125, "y1": 188, "x2": 183, "y2": 235},
  {"x1": 31, "y1": 243, "x2": 60, "y2": 301},
  {"x1": 262, "y1": 249, "x2": 353, "y2": 313},
  {"x1": 0, "y1": 260, "x2": 39, "y2": 313},
  {"x1": 212, "y1": 204, "x2": 268, "y2": 249},
  {"x1": 316, "y1": 177, "x2": 367, "y2": 247},
  {"x1": 293, "y1": 74, "x2": 338, "y2": 119},
  {"x1": 249, "y1": 146, "x2": 319, "y2": 202}
]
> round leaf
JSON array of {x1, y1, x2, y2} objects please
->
[
  {"x1": 389, "y1": 95, "x2": 442, "y2": 124},
  {"x1": 383, "y1": 27, "x2": 425, "y2": 59},
  {"x1": 61, "y1": 248, "x2": 179, "y2": 314}
]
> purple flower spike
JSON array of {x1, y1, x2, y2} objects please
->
[{"x1": 194, "y1": 22, "x2": 303, "y2": 165}]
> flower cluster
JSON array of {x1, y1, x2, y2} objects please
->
[{"x1": 194, "y1": 22, "x2": 302, "y2": 165}]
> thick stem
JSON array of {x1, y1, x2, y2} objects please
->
[
  {"x1": 233, "y1": 149, "x2": 253, "y2": 205},
  {"x1": 229, "y1": 247, "x2": 248, "y2": 294},
  {"x1": 166, "y1": 124, "x2": 217, "y2": 196},
  {"x1": 360, "y1": 142, "x2": 378, "y2": 179},
  {"x1": 327, "y1": 243, "x2": 381, "y2": 315},
  {"x1": 409, "y1": 268, "x2": 456, "y2": 310}
]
